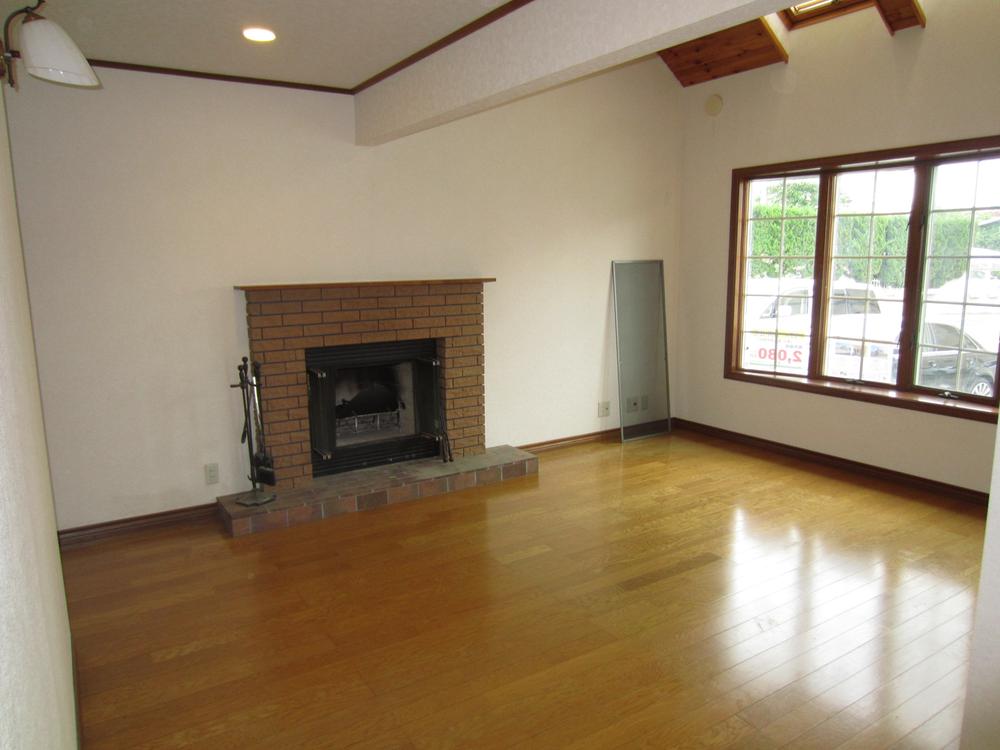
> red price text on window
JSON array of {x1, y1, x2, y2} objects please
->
[{"x1": 757, "y1": 348, "x2": 802, "y2": 363}]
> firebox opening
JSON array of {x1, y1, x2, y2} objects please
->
[
  {"x1": 333, "y1": 363, "x2": 416, "y2": 447},
  {"x1": 306, "y1": 338, "x2": 441, "y2": 476}
]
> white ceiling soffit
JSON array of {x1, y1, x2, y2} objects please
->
[
  {"x1": 355, "y1": 0, "x2": 788, "y2": 144},
  {"x1": 0, "y1": 0, "x2": 511, "y2": 90}
]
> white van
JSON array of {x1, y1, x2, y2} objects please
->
[{"x1": 742, "y1": 284, "x2": 885, "y2": 373}]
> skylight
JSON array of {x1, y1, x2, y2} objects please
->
[{"x1": 779, "y1": 0, "x2": 872, "y2": 29}]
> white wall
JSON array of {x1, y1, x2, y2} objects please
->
[
  {"x1": 673, "y1": 1, "x2": 1000, "y2": 492},
  {"x1": 0, "y1": 92, "x2": 77, "y2": 747},
  {"x1": 962, "y1": 423, "x2": 1000, "y2": 747},
  {"x1": 7, "y1": 58, "x2": 683, "y2": 529}
]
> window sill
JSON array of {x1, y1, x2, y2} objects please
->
[{"x1": 725, "y1": 370, "x2": 999, "y2": 424}]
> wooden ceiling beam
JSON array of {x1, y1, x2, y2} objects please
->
[
  {"x1": 658, "y1": 18, "x2": 787, "y2": 88},
  {"x1": 873, "y1": 0, "x2": 926, "y2": 34}
]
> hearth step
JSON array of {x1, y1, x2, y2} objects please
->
[{"x1": 217, "y1": 445, "x2": 538, "y2": 537}]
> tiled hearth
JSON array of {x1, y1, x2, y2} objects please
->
[{"x1": 218, "y1": 446, "x2": 538, "y2": 536}]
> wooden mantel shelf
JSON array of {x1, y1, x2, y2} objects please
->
[{"x1": 235, "y1": 278, "x2": 496, "y2": 291}]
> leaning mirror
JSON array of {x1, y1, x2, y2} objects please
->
[{"x1": 611, "y1": 260, "x2": 671, "y2": 441}]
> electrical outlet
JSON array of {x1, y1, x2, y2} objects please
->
[
  {"x1": 626, "y1": 396, "x2": 639, "y2": 413},
  {"x1": 641, "y1": 395, "x2": 649, "y2": 411},
  {"x1": 204, "y1": 462, "x2": 219, "y2": 485},
  {"x1": 597, "y1": 401, "x2": 610, "y2": 418}
]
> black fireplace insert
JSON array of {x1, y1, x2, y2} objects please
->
[{"x1": 305, "y1": 339, "x2": 442, "y2": 476}]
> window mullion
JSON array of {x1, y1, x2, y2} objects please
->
[
  {"x1": 809, "y1": 172, "x2": 835, "y2": 378},
  {"x1": 896, "y1": 163, "x2": 931, "y2": 390}
]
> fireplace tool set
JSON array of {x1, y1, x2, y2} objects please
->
[{"x1": 231, "y1": 357, "x2": 277, "y2": 507}]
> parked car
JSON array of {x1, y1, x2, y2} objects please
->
[
  {"x1": 756, "y1": 284, "x2": 881, "y2": 323},
  {"x1": 911, "y1": 322, "x2": 996, "y2": 397},
  {"x1": 743, "y1": 283, "x2": 884, "y2": 373}
]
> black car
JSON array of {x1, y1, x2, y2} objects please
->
[{"x1": 892, "y1": 322, "x2": 998, "y2": 397}]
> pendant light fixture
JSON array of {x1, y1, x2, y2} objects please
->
[{"x1": 0, "y1": 0, "x2": 99, "y2": 88}]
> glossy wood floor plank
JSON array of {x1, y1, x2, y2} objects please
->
[{"x1": 61, "y1": 433, "x2": 986, "y2": 749}]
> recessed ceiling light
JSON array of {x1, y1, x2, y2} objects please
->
[{"x1": 242, "y1": 27, "x2": 276, "y2": 43}]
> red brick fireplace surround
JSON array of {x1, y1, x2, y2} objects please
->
[{"x1": 237, "y1": 278, "x2": 495, "y2": 490}]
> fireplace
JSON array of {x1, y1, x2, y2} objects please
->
[
  {"x1": 221, "y1": 277, "x2": 545, "y2": 537},
  {"x1": 238, "y1": 279, "x2": 492, "y2": 489},
  {"x1": 306, "y1": 338, "x2": 443, "y2": 475}
]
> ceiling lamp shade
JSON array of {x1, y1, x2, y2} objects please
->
[{"x1": 19, "y1": 14, "x2": 98, "y2": 87}]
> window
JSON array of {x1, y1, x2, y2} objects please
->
[
  {"x1": 778, "y1": 0, "x2": 873, "y2": 30},
  {"x1": 727, "y1": 136, "x2": 1000, "y2": 422},
  {"x1": 822, "y1": 166, "x2": 913, "y2": 384},
  {"x1": 740, "y1": 176, "x2": 818, "y2": 376}
]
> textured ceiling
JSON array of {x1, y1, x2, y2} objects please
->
[{"x1": 0, "y1": 0, "x2": 512, "y2": 90}]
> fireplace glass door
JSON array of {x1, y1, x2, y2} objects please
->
[{"x1": 306, "y1": 339, "x2": 441, "y2": 475}]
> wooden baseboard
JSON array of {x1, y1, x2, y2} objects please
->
[
  {"x1": 518, "y1": 428, "x2": 621, "y2": 453},
  {"x1": 671, "y1": 418, "x2": 989, "y2": 505},
  {"x1": 60, "y1": 418, "x2": 983, "y2": 548},
  {"x1": 58, "y1": 503, "x2": 218, "y2": 549}
]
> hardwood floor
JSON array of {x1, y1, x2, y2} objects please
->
[{"x1": 61, "y1": 432, "x2": 987, "y2": 749}]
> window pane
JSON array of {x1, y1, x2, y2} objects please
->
[
  {"x1": 822, "y1": 167, "x2": 914, "y2": 384},
  {"x1": 750, "y1": 179, "x2": 784, "y2": 212},
  {"x1": 919, "y1": 157, "x2": 1000, "y2": 397},
  {"x1": 977, "y1": 158, "x2": 1000, "y2": 208},
  {"x1": 872, "y1": 215, "x2": 909, "y2": 257},
  {"x1": 924, "y1": 258, "x2": 969, "y2": 302},
  {"x1": 932, "y1": 161, "x2": 978, "y2": 210},
  {"x1": 775, "y1": 295, "x2": 812, "y2": 335},
  {"x1": 748, "y1": 219, "x2": 781, "y2": 257},
  {"x1": 973, "y1": 208, "x2": 1000, "y2": 250},
  {"x1": 743, "y1": 293, "x2": 780, "y2": 329},
  {"x1": 965, "y1": 305, "x2": 1000, "y2": 361},
  {"x1": 869, "y1": 258, "x2": 906, "y2": 290},
  {"x1": 747, "y1": 255, "x2": 778, "y2": 282},
  {"x1": 776, "y1": 335, "x2": 810, "y2": 374},
  {"x1": 831, "y1": 257, "x2": 868, "y2": 286},
  {"x1": 825, "y1": 338, "x2": 862, "y2": 380},
  {"x1": 740, "y1": 177, "x2": 818, "y2": 374},
  {"x1": 784, "y1": 178, "x2": 820, "y2": 214},
  {"x1": 960, "y1": 352, "x2": 996, "y2": 397},
  {"x1": 915, "y1": 346, "x2": 959, "y2": 391},
  {"x1": 873, "y1": 169, "x2": 916, "y2": 214},
  {"x1": 783, "y1": 218, "x2": 817, "y2": 256},
  {"x1": 928, "y1": 211, "x2": 973, "y2": 257},
  {"x1": 742, "y1": 331, "x2": 775, "y2": 370},
  {"x1": 779, "y1": 259, "x2": 814, "y2": 293},
  {"x1": 861, "y1": 341, "x2": 897, "y2": 385},
  {"x1": 833, "y1": 216, "x2": 871, "y2": 256},
  {"x1": 836, "y1": 171, "x2": 875, "y2": 214}
]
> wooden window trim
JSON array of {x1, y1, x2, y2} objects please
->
[
  {"x1": 778, "y1": 1, "x2": 874, "y2": 30},
  {"x1": 727, "y1": 370, "x2": 997, "y2": 422},
  {"x1": 725, "y1": 134, "x2": 1000, "y2": 424}
]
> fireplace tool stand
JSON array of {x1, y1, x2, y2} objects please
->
[{"x1": 231, "y1": 357, "x2": 277, "y2": 507}]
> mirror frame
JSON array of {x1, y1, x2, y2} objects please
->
[{"x1": 611, "y1": 260, "x2": 671, "y2": 441}]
